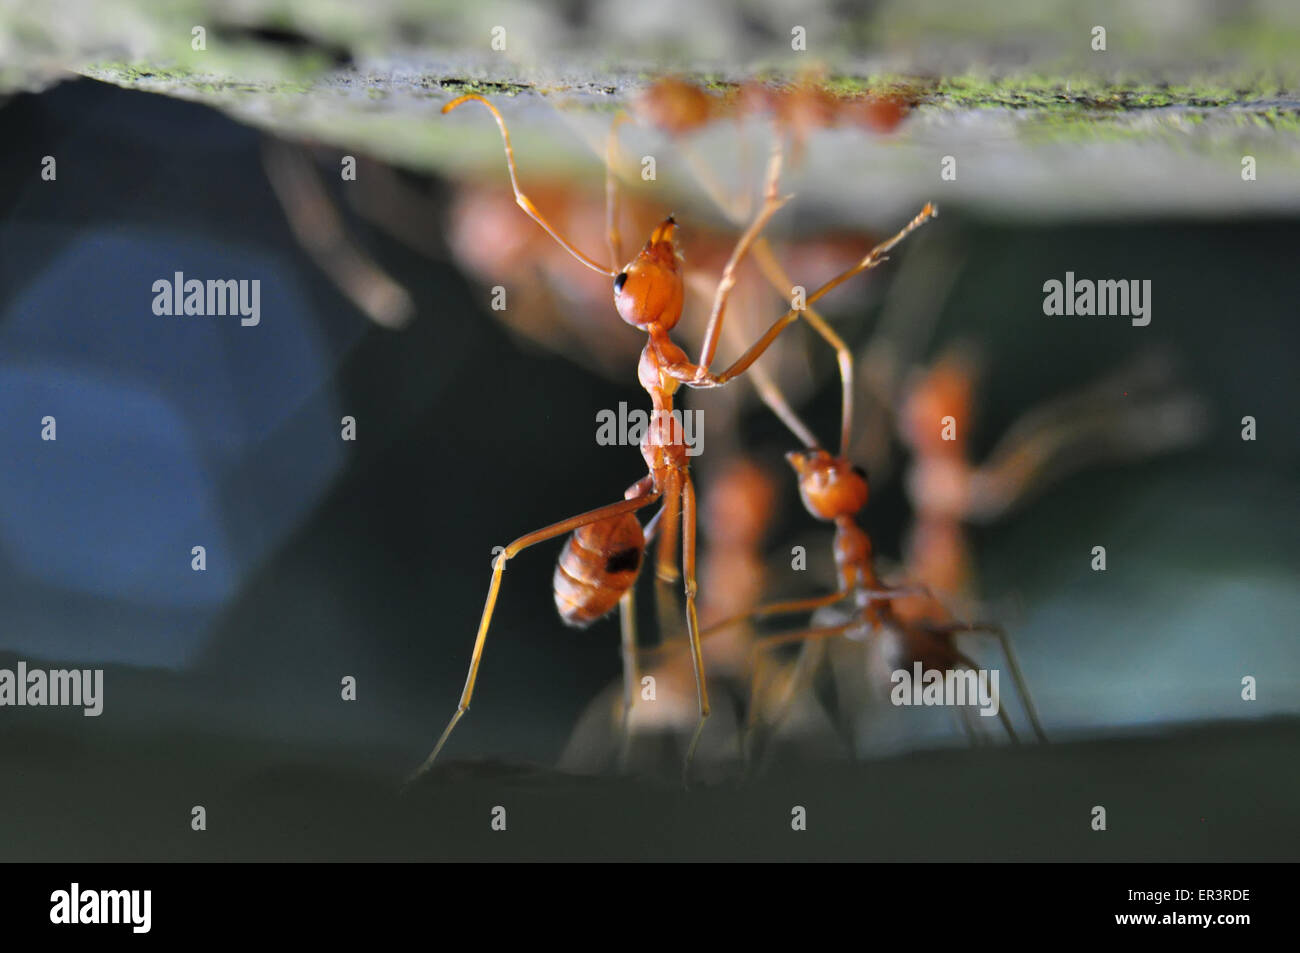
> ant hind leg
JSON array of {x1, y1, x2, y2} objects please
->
[{"x1": 407, "y1": 490, "x2": 660, "y2": 786}]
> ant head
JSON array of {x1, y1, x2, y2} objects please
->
[
  {"x1": 785, "y1": 449, "x2": 869, "y2": 520},
  {"x1": 614, "y1": 217, "x2": 684, "y2": 331}
]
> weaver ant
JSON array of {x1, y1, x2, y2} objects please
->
[
  {"x1": 409, "y1": 93, "x2": 935, "y2": 783},
  {"x1": 683, "y1": 248, "x2": 1045, "y2": 761}
]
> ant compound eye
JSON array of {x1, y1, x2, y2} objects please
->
[
  {"x1": 614, "y1": 272, "x2": 628, "y2": 292},
  {"x1": 852, "y1": 465, "x2": 868, "y2": 480}
]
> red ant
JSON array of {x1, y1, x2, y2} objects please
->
[
  {"x1": 690, "y1": 250, "x2": 1043, "y2": 760},
  {"x1": 408, "y1": 94, "x2": 935, "y2": 783}
]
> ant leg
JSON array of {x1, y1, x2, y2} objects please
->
[
  {"x1": 652, "y1": 471, "x2": 685, "y2": 647},
  {"x1": 638, "y1": 582, "x2": 931, "y2": 669},
  {"x1": 673, "y1": 577, "x2": 936, "y2": 667},
  {"x1": 685, "y1": 268, "x2": 822, "y2": 451},
  {"x1": 938, "y1": 622, "x2": 1046, "y2": 743},
  {"x1": 680, "y1": 473, "x2": 711, "y2": 784},
  {"x1": 711, "y1": 203, "x2": 937, "y2": 386},
  {"x1": 639, "y1": 589, "x2": 857, "y2": 669},
  {"x1": 606, "y1": 113, "x2": 630, "y2": 270},
  {"x1": 954, "y1": 650, "x2": 1019, "y2": 745},
  {"x1": 983, "y1": 352, "x2": 1182, "y2": 464},
  {"x1": 743, "y1": 621, "x2": 856, "y2": 766},
  {"x1": 759, "y1": 621, "x2": 858, "y2": 650},
  {"x1": 616, "y1": 588, "x2": 638, "y2": 771},
  {"x1": 857, "y1": 240, "x2": 966, "y2": 481},
  {"x1": 407, "y1": 489, "x2": 661, "y2": 784},
  {"x1": 969, "y1": 388, "x2": 1207, "y2": 524},
  {"x1": 263, "y1": 142, "x2": 415, "y2": 330},
  {"x1": 654, "y1": 578, "x2": 685, "y2": 646},
  {"x1": 744, "y1": 643, "x2": 775, "y2": 760},
  {"x1": 681, "y1": 143, "x2": 752, "y2": 224},
  {"x1": 750, "y1": 639, "x2": 830, "y2": 772},
  {"x1": 751, "y1": 239, "x2": 857, "y2": 457},
  {"x1": 442, "y1": 95, "x2": 617, "y2": 277},
  {"x1": 744, "y1": 359, "x2": 823, "y2": 450},
  {"x1": 695, "y1": 138, "x2": 792, "y2": 373},
  {"x1": 987, "y1": 627, "x2": 1047, "y2": 743},
  {"x1": 655, "y1": 471, "x2": 682, "y2": 584},
  {"x1": 703, "y1": 591, "x2": 851, "y2": 641}
]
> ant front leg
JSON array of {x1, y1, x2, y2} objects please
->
[
  {"x1": 407, "y1": 490, "x2": 660, "y2": 785},
  {"x1": 694, "y1": 138, "x2": 792, "y2": 377},
  {"x1": 750, "y1": 239, "x2": 857, "y2": 457},
  {"x1": 442, "y1": 95, "x2": 618, "y2": 277},
  {"x1": 684, "y1": 269, "x2": 821, "y2": 451},
  {"x1": 606, "y1": 112, "x2": 630, "y2": 269},
  {"x1": 708, "y1": 203, "x2": 938, "y2": 388}
]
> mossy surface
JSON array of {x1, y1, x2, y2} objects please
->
[{"x1": 78, "y1": 60, "x2": 1300, "y2": 147}]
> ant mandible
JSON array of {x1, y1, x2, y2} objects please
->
[{"x1": 409, "y1": 93, "x2": 935, "y2": 783}]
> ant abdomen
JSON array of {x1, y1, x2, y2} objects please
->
[{"x1": 553, "y1": 512, "x2": 646, "y2": 628}]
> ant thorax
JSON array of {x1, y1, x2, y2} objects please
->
[
  {"x1": 637, "y1": 400, "x2": 691, "y2": 480},
  {"x1": 637, "y1": 333, "x2": 684, "y2": 399}
]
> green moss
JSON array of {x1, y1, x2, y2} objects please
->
[
  {"x1": 928, "y1": 72, "x2": 1291, "y2": 111},
  {"x1": 81, "y1": 61, "x2": 315, "y2": 97},
  {"x1": 435, "y1": 78, "x2": 529, "y2": 97},
  {"x1": 601, "y1": 69, "x2": 1289, "y2": 115},
  {"x1": 84, "y1": 62, "x2": 196, "y2": 84},
  {"x1": 72, "y1": 59, "x2": 1300, "y2": 165},
  {"x1": 819, "y1": 75, "x2": 900, "y2": 96}
]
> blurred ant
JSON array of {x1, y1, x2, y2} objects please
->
[
  {"x1": 634, "y1": 73, "x2": 914, "y2": 225},
  {"x1": 633, "y1": 76, "x2": 722, "y2": 137},
  {"x1": 890, "y1": 347, "x2": 1209, "y2": 633},
  {"x1": 409, "y1": 94, "x2": 935, "y2": 784},
  {"x1": 737, "y1": 71, "x2": 914, "y2": 164}
]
